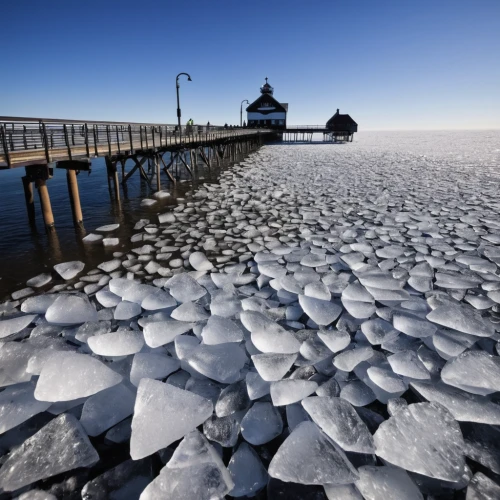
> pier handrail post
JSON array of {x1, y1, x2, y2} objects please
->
[
  {"x1": 0, "y1": 124, "x2": 11, "y2": 168},
  {"x1": 84, "y1": 123, "x2": 90, "y2": 157},
  {"x1": 41, "y1": 122, "x2": 50, "y2": 163}
]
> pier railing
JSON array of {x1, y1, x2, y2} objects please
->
[{"x1": 0, "y1": 117, "x2": 270, "y2": 168}]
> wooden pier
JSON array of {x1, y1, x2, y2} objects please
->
[{"x1": 0, "y1": 117, "x2": 274, "y2": 232}]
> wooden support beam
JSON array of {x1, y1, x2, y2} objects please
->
[
  {"x1": 22, "y1": 175, "x2": 35, "y2": 224},
  {"x1": 36, "y1": 178, "x2": 55, "y2": 231},
  {"x1": 66, "y1": 169, "x2": 84, "y2": 227},
  {"x1": 178, "y1": 152, "x2": 193, "y2": 178},
  {"x1": 160, "y1": 154, "x2": 176, "y2": 184}
]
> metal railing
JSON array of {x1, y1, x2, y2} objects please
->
[{"x1": 0, "y1": 117, "x2": 268, "y2": 168}]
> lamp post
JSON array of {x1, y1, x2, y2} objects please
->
[
  {"x1": 176, "y1": 72, "x2": 192, "y2": 143},
  {"x1": 240, "y1": 99, "x2": 249, "y2": 127}
]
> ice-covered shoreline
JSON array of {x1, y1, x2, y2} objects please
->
[{"x1": 1, "y1": 138, "x2": 500, "y2": 498}]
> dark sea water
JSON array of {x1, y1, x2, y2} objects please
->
[{"x1": 0, "y1": 153, "x2": 222, "y2": 298}]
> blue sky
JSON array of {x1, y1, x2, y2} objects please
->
[{"x1": 2, "y1": 0, "x2": 499, "y2": 130}]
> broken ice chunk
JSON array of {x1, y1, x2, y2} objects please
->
[
  {"x1": 189, "y1": 251, "x2": 214, "y2": 271},
  {"x1": 268, "y1": 421, "x2": 359, "y2": 485},
  {"x1": 88, "y1": 330, "x2": 144, "y2": 356},
  {"x1": 130, "y1": 379, "x2": 213, "y2": 459},
  {"x1": 388, "y1": 350, "x2": 431, "y2": 380},
  {"x1": 411, "y1": 381, "x2": 500, "y2": 424},
  {"x1": 186, "y1": 343, "x2": 248, "y2": 383},
  {"x1": 240, "y1": 402, "x2": 283, "y2": 445},
  {"x1": 80, "y1": 383, "x2": 135, "y2": 436},
  {"x1": 201, "y1": 315, "x2": 244, "y2": 344},
  {"x1": 0, "y1": 413, "x2": 98, "y2": 492},
  {"x1": 130, "y1": 353, "x2": 180, "y2": 386},
  {"x1": 252, "y1": 352, "x2": 297, "y2": 381},
  {"x1": 0, "y1": 314, "x2": 37, "y2": 339},
  {"x1": 355, "y1": 466, "x2": 423, "y2": 500},
  {"x1": 270, "y1": 379, "x2": 318, "y2": 406},
  {"x1": 45, "y1": 294, "x2": 98, "y2": 325},
  {"x1": 53, "y1": 260, "x2": 85, "y2": 280},
  {"x1": 373, "y1": 402, "x2": 466, "y2": 481},
  {"x1": 143, "y1": 319, "x2": 195, "y2": 348},
  {"x1": 228, "y1": 443, "x2": 268, "y2": 497},
  {"x1": 333, "y1": 346, "x2": 374, "y2": 372},
  {"x1": 298, "y1": 294, "x2": 342, "y2": 326},
  {"x1": 167, "y1": 273, "x2": 207, "y2": 303},
  {"x1": 441, "y1": 351, "x2": 500, "y2": 395},
  {"x1": 171, "y1": 301, "x2": 209, "y2": 322},
  {"x1": 0, "y1": 382, "x2": 51, "y2": 434},
  {"x1": 466, "y1": 472, "x2": 500, "y2": 500},
  {"x1": 302, "y1": 396, "x2": 374, "y2": 454},
  {"x1": 35, "y1": 351, "x2": 122, "y2": 402},
  {"x1": 426, "y1": 304, "x2": 494, "y2": 337},
  {"x1": 141, "y1": 289, "x2": 176, "y2": 310}
]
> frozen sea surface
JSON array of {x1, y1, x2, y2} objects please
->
[{"x1": 1, "y1": 130, "x2": 500, "y2": 498}]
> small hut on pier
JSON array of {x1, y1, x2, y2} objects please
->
[
  {"x1": 246, "y1": 78, "x2": 288, "y2": 129},
  {"x1": 325, "y1": 109, "x2": 358, "y2": 142}
]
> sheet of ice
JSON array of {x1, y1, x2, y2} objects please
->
[
  {"x1": 240, "y1": 401, "x2": 283, "y2": 445},
  {"x1": 0, "y1": 313, "x2": 37, "y2": 339},
  {"x1": 324, "y1": 484, "x2": 363, "y2": 500},
  {"x1": 53, "y1": 260, "x2": 85, "y2": 280},
  {"x1": 130, "y1": 352, "x2": 180, "y2": 386},
  {"x1": 252, "y1": 341, "x2": 297, "y2": 375},
  {"x1": 302, "y1": 396, "x2": 375, "y2": 453},
  {"x1": 0, "y1": 382, "x2": 51, "y2": 434},
  {"x1": 355, "y1": 466, "x2": 424, "y2": 500},
  {"x1": 130, "y1": 378, "x2": 213, "y2": 459},
  {"x1": 167, "y1": 273, "x2": 207, "y2": 303},
  {"x1": 0, "y1": 413, "x2": 98, "y2": 492},
  {"x1": 203, "y1": 413, "x2": 241, "y2": 447},
  {"x1": 251, "y1": 322, "x2": 300, "y2": 354},
  {"x1": 186, "y1": 343, "x2": 248, "y2": 383},
  {"x1": 143, "y1": 319, "x2": 195, "y2": 348},
  {"x1": 441, "y1": 351, "x2": 500, "y2": 395},
  {"x1": 298, "y1": 294, "x2": 342, "y2": 325},
  {"x1": 373, "y1": 402, "x2": 466, "y2": 481},
  {"x1": 35, "y1": 351, "x2": 122, "y2": 402},
  {"x1": 270, "y1": 379, "x2": 318, "y2": 406},
  {"x1": 268, "y1": 421, "x2": 359, "y2": 485},
  {"x1": 88, "y1": 330, "x2": 144, "y2": 356},
  {"x1": 82, "y1": 233, "x2": 103, "y2": 244},
  {"x1": 228, "y1": 442, "x2": 268, "y2": 497},
  {"x1": 210, "y1": 289, "x2": 242, "y2": 317},
  {"x1": 45, "y1": 294, "x2": 98, "y2": 325},
  {"x1": 80, "y1": 383, "x2": 135, "y2": 436}
]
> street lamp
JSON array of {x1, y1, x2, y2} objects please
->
[
  {"x1": 240, "y1": 99, "x2": 249, "y2": 127},
  {"x1": 176, "y1": 72, "x2": 192, "y2": 143}
]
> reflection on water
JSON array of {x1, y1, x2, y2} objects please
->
[{"x1": 0, "y1": 151, "x2": 231, "y2": 298}]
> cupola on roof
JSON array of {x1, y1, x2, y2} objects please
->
[{"x1": 260, "y1": 77, "x2": 274, "y2": 95}]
